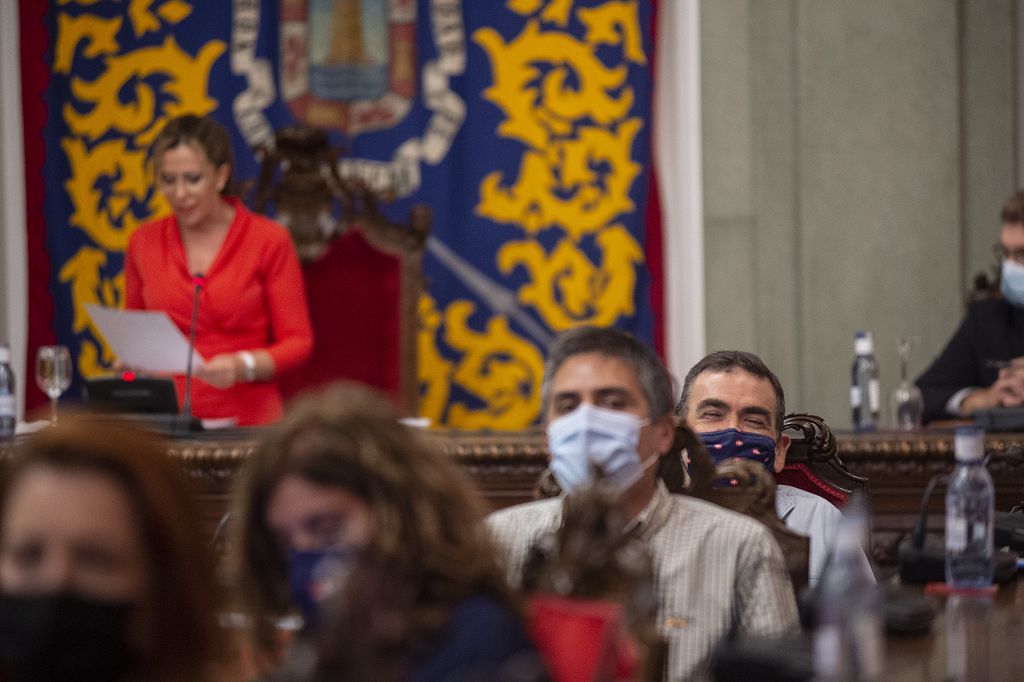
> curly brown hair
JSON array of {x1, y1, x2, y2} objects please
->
[
  {"x1": 0, "y1": 414, "x2": 224, "y2": 679},
  {"x1": 230, "y1": 384, "x2": 515, "y2": 669}
]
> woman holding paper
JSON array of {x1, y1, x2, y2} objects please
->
[{"x1": 124, "y1": 114, "x2": 312, "y2": 426}]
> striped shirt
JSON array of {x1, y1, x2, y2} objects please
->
[{"x1": 488, "y1": 482, "x2": 800, "y2": 681}]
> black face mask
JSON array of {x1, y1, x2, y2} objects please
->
[{"x1": 0, "y1": 592, "x2": 136, "y2": 682}]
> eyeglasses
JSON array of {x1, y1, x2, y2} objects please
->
[{"x1": 992, "y1": 243, "x2": 1024, "y2": 265}]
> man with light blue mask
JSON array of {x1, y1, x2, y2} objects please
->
[
  {"x1": 917, "y1": 189, "x2": 1024, "y2": 421},
  {"x1": 679, "y1": 350, "x2": 871, "y2": 586},
  {"x1": 488, "y1": 327, "x2": 799, "y2": 681}
]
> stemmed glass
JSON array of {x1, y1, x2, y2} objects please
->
[
  {"x1": 891, "y1": 337, "x2": 924, "y2": 431},
  {"x1": 35, "y1": 345, "x2": 72, "y2": 423}
]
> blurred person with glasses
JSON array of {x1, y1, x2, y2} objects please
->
[{"x1": 917, "y1": 190, "x2": 1024, "y2": 422}]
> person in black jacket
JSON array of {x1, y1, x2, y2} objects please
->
[{"x1": 917, "y1": 190, "x2": 1024, "y2": 422}]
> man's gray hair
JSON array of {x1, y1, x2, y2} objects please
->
[
  {"x1": 541, "y1": 326, "x2": 674, "y2": 420},
  {"x1": 677, "y1": 350, "x2": 786, "y2": 436}
]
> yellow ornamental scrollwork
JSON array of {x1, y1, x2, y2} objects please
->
[
  {"x1": 478, "y1": 119, "x2": 641, "y2": 239},
  {"x1": 156, "y1": 1, "x2": 193, "y2": 25},
  {"x1": 58, "y1": 247, "x2": 123, "y2": 377},
  {"x1": 508, "y1": 0, "x2": 574, "y2": 26},
  {"x1": 62, "y1": 138, "x2": 168, "y2": 252},
  {"x1": 417, "y1": 293, "x2": 454, "y2": 426},
  {"x1": 129, "y1": 0, "x2": 193, "y2": 38},
  {"x1": 54, "y1": 14, "x2": 122, "y2": 74},
  {"x1": 442, "y1": 301, "x2": 544, "y2": 429},
  {"x1": 498, "y1": 224, "x2": 642, "y2": 330},
  {"x1": 474, "y1": 20, "x2": 633, "y2": 150},
  {"x1": 578, "y1": 1, "x2": 646, "y2": 65},
  {"x1": 64, "y1": 36, "x2": 224, "y2": 143}
]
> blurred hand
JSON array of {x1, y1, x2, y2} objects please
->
[
  {"x1": 993, "y1": 359, "x2": 1024, "y2": 406},
  {"x1": 196, "y1": 353, "x2": 240, "y2": 389},
  {"x1": 962, "y1": 356, "x2": 1024, "y2": 414}
]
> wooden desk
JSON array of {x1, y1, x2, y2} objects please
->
[
  {"x1": 885, "y1": 580, "x2": 1024, "y2": 680},
  {"x1": 717, "y1": 580, "x2": 1024, "y2": 679},
  {"x1": 4, "y1": 428, "x2": 1024, "y2": 557}
]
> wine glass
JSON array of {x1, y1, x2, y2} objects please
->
[
  {"x1": 891, "y1": 337, "x2": 924, "y2": 431},
  {"x1": 35, "y1": 345, "x2": 72, "y2": 423}
]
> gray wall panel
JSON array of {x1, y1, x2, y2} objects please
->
[{"x1": 701, "y1": 0, "x2": 1015, "y2": 429}]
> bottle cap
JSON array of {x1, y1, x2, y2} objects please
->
[
  {"x1": 954, "y1": 426, "x2": 985, "y2": 461},
  {"x1": 0, "y1": 345, "x2": 9, "y2": 363},
  {"x1": 855, "y1": 331, "x2": 874, "y2": 355}
]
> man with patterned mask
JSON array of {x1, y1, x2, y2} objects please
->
[
  {"x1": 917, "y1": 189, "x2": 1024, "y2": 421},
  {"x1": 679, "y1": 350, "x2": 871, "y2": 585},
  {"x1": 488, "y1": 327, "x2": 798, "y2": 680}
]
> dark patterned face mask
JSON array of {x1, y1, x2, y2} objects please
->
[
  {"x1": 0, "y1": 591, "x2": 135, "y2": 682},
  {"x1": 287, "y1": 548, "x2": 354, "y2": 630},
  {"x1": 698, "y1": 427, "x2": 777, "y2": 469}
]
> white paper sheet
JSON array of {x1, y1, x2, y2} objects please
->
[{"x1": 85, "y1": 304, "x2": 205, "y2": 374}]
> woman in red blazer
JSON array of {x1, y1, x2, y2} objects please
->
[{"x1": 125, "y1": 115, "x2": 313, "y2": 425}]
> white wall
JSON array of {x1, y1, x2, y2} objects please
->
[
  {"x1": 701, "y1": 0, "x2": 1016, "y2": 428},
  {"x1": 657, "y1": 0, "x2": 706, "y2": 392},
  {"x1": 0, "y1": 1, "x2": 27, "y2": 420}
]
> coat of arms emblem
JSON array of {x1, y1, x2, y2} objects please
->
[{"x1": 280, "y1": 0, "x2": 417, "y2": 136}]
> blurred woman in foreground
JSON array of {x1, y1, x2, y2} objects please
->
[
  {"x1": 0, "y1": 415, "x2": 224, "y2": 680},
  {"x1": 232, "y1": 384, "x2": 543, "y2": 680}
]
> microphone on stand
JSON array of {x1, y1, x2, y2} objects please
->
[
  {"x1": 896, "y1": 472, "x2": 947, "y2": 584},
  {"x1": 179, "y1": 273, "x2": 205, "y2": 432}
]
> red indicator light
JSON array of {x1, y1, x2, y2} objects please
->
[{"x1": 122, "y1": 371, "x2": 136, "y2": 382}]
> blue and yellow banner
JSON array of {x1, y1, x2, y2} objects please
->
[{"x1": 34, "y1": 0, "x2": 658, "y2": 428}]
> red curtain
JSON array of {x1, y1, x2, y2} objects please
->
[{"x1": 19, "y1": 0, "x2": 55, "y2": 415}]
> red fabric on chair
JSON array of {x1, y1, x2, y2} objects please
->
[
  {"x1": 527, "y1": 594, "x2": 637, "y2": 682},
  {"x1": 776, "y1": 463, "x2": 849, "y2": 509},
  {"x1": 279, "y1": 230, "x2": 402, "y2": 402}
]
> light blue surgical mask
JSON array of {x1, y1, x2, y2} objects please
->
[
  {"x1": 546, "y1": 403, "x2": 652, "y2": 493},
  {"x1": 1001, "y1": 258, "x2": 1024, "y2": 307}
]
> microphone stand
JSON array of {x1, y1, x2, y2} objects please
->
[{"x1": 178, "y1": 273, "x2": 204, "y2": 433}]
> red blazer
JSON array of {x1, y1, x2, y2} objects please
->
[{"x1": 125, "y1": 199, "x2": 313, "y2": 425}]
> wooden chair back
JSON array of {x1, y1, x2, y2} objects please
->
[
  {"x1": 249, "y1": 124, "x2": 429, "y2": 414},
  {"x1": 777, "y1": 413, "x2": 868, "y2": 508}
]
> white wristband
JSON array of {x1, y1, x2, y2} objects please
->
[{"x1": 238, "y1": 351, "x2": 257, "y2": 382}]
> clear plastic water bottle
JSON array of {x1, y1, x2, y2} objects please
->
[
  {"x1": 851, "y1": 331, "x2": 880, "y2": 432},
  {"x1": 0, "y1": 344, "x2": 15, "y2": 441},
  {"x1": 945, "y1": 426, "x2": 994, "y2": 588},
  {"x1": 813, "y1": 495, "x2": 883, "y2": 680},
  {"x1": 945, "y1": 593, "x2": 992, "y2": 680}
]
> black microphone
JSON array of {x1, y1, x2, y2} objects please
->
[
  {"x1": 895, "y1": 470, "x2": 947, "y2": 583},
  {"x1": 179, "y1": 273, "x2": 204, "y2": 430},
  {"x1": 909, "y1": 473, "x2": 946, "y2": 551}
]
